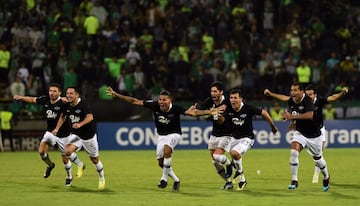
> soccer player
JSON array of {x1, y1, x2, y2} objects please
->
[
  {"x1": 53, "y1": 86, "x2": 105, "y2": 190},
  {"x1": 196, "y1": 82, "x2": 234, "y2": 190},
  {"x1": 107, "y1": 86, "x2": 215, "y2": 191},
  {"x1": 269, "y1": 82, "x2": 330, "y2": 191},
  {"x1": 216, "y1": 89, "x2": 278, "y2": 190},
  {"x1": 264, "y1": 84, "x2": 348, "y2": 183},
  {"x1": 13, "y1": 83, "x2": 85, "y2": 184}
]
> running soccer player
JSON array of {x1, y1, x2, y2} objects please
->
[
  {"x1": 279, "y1": 82, "x2": 330, "y2": 191},
  {"x1": 264, "y1": 84, "x2": 348, "y2": 183},
  {"x1": 107, "y1": 86, "x2": 216, "y2": 191},
  {"x1": 216, "y1": 89, "x2": 278, "y2": 190},
  {"x1": 196, "y1": 82, "x2": 234, "y2": 190},
  {"x1": 53, "y1": 86, "x2": 105, "y2": 190},
  {"x1": 13, "y1": 83, "x2": 85, "y2": 184}
]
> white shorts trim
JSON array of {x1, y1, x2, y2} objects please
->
[
  {"x1": 156, "y1": 133, "x2": 180, "y2": 159},
  {"x1": 208, "y1": 135, "x2": 232, "y2": 152},
  {"x1": 291, "y1": 131, "x2": 323, "y2": 157},
  {"x1": 68, "y1": 134, "x2": 98, "y2": 157},
  {"x1": 230, "y1": 137, "x2": 254, "y2": 156}
]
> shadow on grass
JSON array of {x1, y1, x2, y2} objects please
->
[
  {"x1": 331, "y1": 182, "x2": 360, "y2": 190},
  {"x1": 146, "y1": 187, "x2": 214, "y2": 197},
  {"x1": 48, "y1": 185, "x2": 116, "y2": 194}
]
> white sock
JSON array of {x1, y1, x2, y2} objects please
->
[
  {"x1": 68, "y1": 153, "x2": 84, "y2": 167},
  {"x1": 168, "y1": 167, "x2": 179, "y2": 182},
  {"x1": 314, "y1": 157, "x2": 329, "y2": 179},
  {"x1": 289, "y1": 149, "x2": 299, "y2": 181},
  {"x1": 313, "y1": 165, "x2": 320, "y2": 176},
  {"x1": 161, "y1": 157, "x2": 172, "y2": 181},
  {"x1": 95, "y1": 161, "x2": 105, "y2": 180},
  {"x1": 64, "y1": 161, "x2": 72, "y2": 179}
]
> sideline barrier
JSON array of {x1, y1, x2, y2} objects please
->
[{"x1": 97, "y1": 120, "x2": 360, "y2": 150}]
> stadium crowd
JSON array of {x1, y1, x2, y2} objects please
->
[{"x1": 0, "y1": 0, "x2": 360, "y2": 111}]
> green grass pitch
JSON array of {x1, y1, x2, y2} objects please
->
[{"x1": 0, "y1": 148, "x2": 359, "y2": 206}]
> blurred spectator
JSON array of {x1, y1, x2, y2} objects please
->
[
  {"x1": 242, "y1": 62, "x2": 257, "y2": 100},
  {"x1": 133, "y1": 64, "x2": 147, "y2": 99},
  {"x1": 104, "y1": 55, "x2": 126, "y2": 87},
  {"x1": 79, "y1": 0, "x2": 93, "y2": 15},
  {"x1": 323, "y1": 103, "x2": 337, "y2": 120},
  {"x1": 63, "y1": 66, "x2": 77, "y2": 92},
  {"x1": 0, "y1": 104, "x2": 15, "y2": 151},
  {"x1": 0, "y1": 44, "x2": 11, "y2": 85},
  {"x1": 208, "y1": 60, "x2": 223, "y2": 83},
  {"x1": 269, "y1": 102, "x2": 285, "y2": 121},
  {"x1": 145, "y1": 1, "x2": 162, "y2": 29},
  {"x1": 90, "y1": 1, "x2": 108, "y2": 27},
  {"x1": 9, "y1": 74, "x2": 26, "y2": 97},
  {"x1": 326, "y1": 52, "x2": 340, "y2": 75},
  {"x1": 83, "y1": 14, "x2": 100, "y2": 51},
  {"x1": 296, "y1": 60, "x2": 312, "y2": 87},
  {"x1": 173, "y1": 55, "x2": 191, "y2": 92},
  {"x1": 224, "y1": 61, "x2": 242, "y2": 91},
  {"x1": 125, "y1": 44, "x2": 141, "y2": 72},
  {"x1": 17, "y1": 62, "x2": 30, "y2": 87}
]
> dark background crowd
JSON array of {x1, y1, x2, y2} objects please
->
[{"x1": 0, "y1": 0, "x2": 360, "y2": 118}]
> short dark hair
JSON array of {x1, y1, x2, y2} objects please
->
[
  {"x1": 291, "y1": 82, "x2": 304, "y2": 91},
  {"x1": 230, "y1": 88, "x2": 241, "y2": 97},
  {"x1": 210, "y1": 81, "x2": 224, "y2": 91},
  {"x1": 305, "y1": 84, "x2": 317, "y2": 93},
  {"x1": 49, "y1": 83, "x2": 62, "y2": 91},
  {"x1": 159, "y1": 90, "x2": 171, "y2": 97},
  {"x1": 66, "y1": 86, "x2": 80, "y2": 94}
]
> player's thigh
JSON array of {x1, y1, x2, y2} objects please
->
[{"x1": 81, "y1": 134, "x2": 99, "y2": 158}]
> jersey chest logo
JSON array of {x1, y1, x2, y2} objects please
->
[
  {"x1": 232, "y1": 118, "x2": 244, "y2": 126},
  {"x1": 158, "y1": 116, "x2": 170, "y2": 124},
  {"x1": 46, "y1": 110, "x2": 57, "y2": 119}
]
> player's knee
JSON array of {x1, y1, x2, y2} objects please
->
[
  {"x1": 213, "y1": 154, "x2": 223, "y2": 162},
  {"x1": 230, "y1": 150, "x2": 240, "y2": 159}
]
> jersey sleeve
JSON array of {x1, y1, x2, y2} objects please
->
[
  {"x1": 247, "y1": 105, "x2": 262, "y2": 116},
  {"x1": 35, "y1": 96, "x2": 47, "y2": 105},
  {"x1": 143, "y1": 100, "x2": 156, "y2": 110}
]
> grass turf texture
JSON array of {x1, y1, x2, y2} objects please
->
[{"x1": 0, "y1": 148, "x2": 359, "y2": 206}]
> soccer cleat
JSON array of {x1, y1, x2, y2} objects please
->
[
  {"x1": 65, "y1": 178, "x2": 72, "y2": 186},
  {"x1": 322, "y1": 176, "x2": 330, "y2": 192},
  {"x1": 312, "y1": 173, "x2": 319, "y2": 183},
  {"x1": 222, "y1": 181, "x2": 234, "y2": 190},
  {"x1": 225, "y1": 163, "x2": 233, "y2": 179},
  {"x1": 157, "y1": 180, "x2": 168, "y2": 189},
  {"x1": 76, "y1": 165, "x2": 85, "y2": 178},
  {"x1": 288, "y1": 180, "x2": 299, "y2": 189},
  {"x1": 98, "y1": 179, "x2": 105, "y2": 190},
  {"x1": 43, "y1": 163, "x2": 55, "y2": 178},
  {"x1": 233, "y1": 171, "x2": 243, "y2": 184},
  {"x1": 173, "y1": 181, "x2": 180, "y2": 191},
  {"x1": 237, "y1": 181, "x2": 247, "y2": 190}
]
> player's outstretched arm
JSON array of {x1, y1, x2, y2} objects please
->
[
  {"x1": 263, "y1": 89, "x2": 290, "y2": 102},
  {"x1": 107, "y1": 86, "x2": 144, "y2": 106},
  {"x1": 327, "y1": 86, "x2": 348, "y2": 102},
  {"x1": 261, "y1": 109, "x2": 278, "y2": 134},
  {"x1": 13, "y1": 95, "x2": 36, "y2": 103}
]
